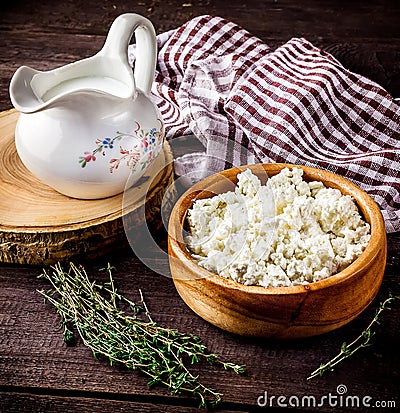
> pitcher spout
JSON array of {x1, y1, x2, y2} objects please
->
[
  {"x1": 10, "y1": 54, "x2": 136, "y2": 114},
  {"x1": 9, "y1": 66, "x2": 45, "y2": 113}
]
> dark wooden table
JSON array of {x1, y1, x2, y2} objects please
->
[{"x1": 1, "y1": 1, "x2": 399, "y2": 412}]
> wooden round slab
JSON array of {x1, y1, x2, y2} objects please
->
[{"x1": 0, "y1": 109, "x2": 175, "y2": 265}]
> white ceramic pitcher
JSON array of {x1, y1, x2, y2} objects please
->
[{"x1": 9, "y1": 13, "x2": 164, "y2": 199}]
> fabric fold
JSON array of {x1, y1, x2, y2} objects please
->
[{"x1": 129, "y1": 15, "x2": 400, "y2": 232}]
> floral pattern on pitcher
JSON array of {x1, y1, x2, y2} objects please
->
[{"x1": 79, "y1": 120, "x2": 164, "y2": 173}]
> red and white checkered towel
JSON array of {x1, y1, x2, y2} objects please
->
[{"x1": 129, "y1": 15, "x2": 400, "y2": 233}]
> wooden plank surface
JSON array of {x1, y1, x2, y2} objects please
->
[
  {"x1": 1, "y1": 244, "x2": 399, "y2": 411},
  {"x1": 1, "y1": 0, "x2": 400, "y2": 411}
]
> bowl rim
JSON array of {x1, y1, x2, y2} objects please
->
[{"x1": 168, "y1": 162, "x2": 387, "y2": 295}]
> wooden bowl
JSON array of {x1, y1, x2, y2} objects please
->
[{"x1": 168, "y1": 163, "x2": 387, "y2": 339}]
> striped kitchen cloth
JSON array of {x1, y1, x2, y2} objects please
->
[{"x1": 129, "y1": 15, "x2": 400, "y2": 233}]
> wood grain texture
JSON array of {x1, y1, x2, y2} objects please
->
[
  {"x1": 0, "y1": 255, "x2": 399, "y2": 412},
  {"x1": 0, "y1": 1, "x2": 399, "y2": 411},
  {"x1": 0, "y1": 109, "x2": 175, "y2": 265},
  {"x1": 0, "y1": 393, "x2": 247, "y2": 413}
]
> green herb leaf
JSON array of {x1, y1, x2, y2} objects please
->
[
  {"x1": 37, "y1": 263, "x2": 245, "y2": 407},
  {"x1": 307, "y1": 293, "x2": 400, "y2": 380}
]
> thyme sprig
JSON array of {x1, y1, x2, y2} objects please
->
[
  {"x1": 307, "y1": 293, "x2": 400, "y2": 380},
  {"x1": 37, "y1": 263, "x2": 245, "y2": 408}
]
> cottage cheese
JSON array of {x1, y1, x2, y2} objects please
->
[{"x1": 185, "y1": 167, "x2": 371, "y2": 287}]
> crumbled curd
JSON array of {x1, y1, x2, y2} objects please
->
[{"x1": 185, "y1": 167, "x2": 371, "y2": 287}]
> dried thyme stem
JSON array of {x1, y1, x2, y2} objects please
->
[
  {"x1": 38, "y1": 263, "x2": 245, "y2": 408},
  {"x1": 307, "y1": 293, "x2": 400, "y2": 380}
]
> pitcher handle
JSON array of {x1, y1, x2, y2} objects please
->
[{"x1": 99, "y1": 13, "x2": 157, "y2": 95}]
